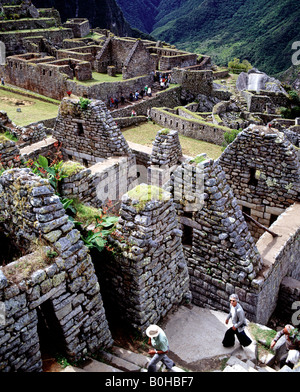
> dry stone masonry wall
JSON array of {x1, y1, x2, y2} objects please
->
[
  {"x1": 100, "y1": 184, "x2": 191, "y2": 333},
  {"x1": 0, "y1": 169, "x2": 113, "y2": 371},
  {"x1": 217, "y1": 126, "x2": 300, "y2": 240},
  {"x1": 169, "y1": 157, "x2": 263, "y2": 320},
  {"x1": 53, "y1": 98, "x2": 132, "y2": 165}
]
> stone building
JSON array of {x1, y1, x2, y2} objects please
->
[
  {"x1": 0, "y1": 168, "x2": 113, "y2": 372},
  {"x1": 217, "y1": 125, "x2": 300, "y2": 240},
  {"x1": 53, "y1": 97, "x2": 132, "y2": 166},
  {"x1": 99, "y1": 183, "x2": 191, "y2": 332}
]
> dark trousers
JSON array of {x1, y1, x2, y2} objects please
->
[{"x1": 222, "y1": 327, "x2": 252, "y2": 348}]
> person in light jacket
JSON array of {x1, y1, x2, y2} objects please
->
[
  {"x1": 146, "y1": 324, "x2": 175, "y2": 372},
  {"x1": 222, "y1": 294, "x2": 252, "y2": 347}
]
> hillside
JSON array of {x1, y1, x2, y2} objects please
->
[
  {"x1": 32, "y1": 0, "x2": 149, "y2": 38},
  {"x1": 115, "y1": 0, "x2": 300, "y2": 76}
]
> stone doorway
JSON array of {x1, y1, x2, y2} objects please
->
[{"x1": 36, "y1": 300, "x2": 66, "y2": 367}]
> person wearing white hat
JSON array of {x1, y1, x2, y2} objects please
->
[
  {"x1": 271, "y1": 325, "x2": 300, "y2": 368},
  {"x1": 146, "y1": 324, "x2": 175, "y2": 372}
]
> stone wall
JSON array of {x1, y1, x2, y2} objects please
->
[
  {"x1": 98, "y1": 184, "x2": 191, "y2": 332},
  {"x1": 5, "y1": 55, "x2": 68, "y2": 100},
  {"x1": 53, "y1": 98, "x2": 132, "y2": 164},
  {"x1": 274, "y1": 276, "x2": 300, "y2": 325},
  {"x1": 122, "y1": 40, "x2": 156, "y2": 80},
  {"x1": 0, "y1": 168, "x2": 113, "y2": 372},
  {"x1": 217, "y1": 126, "x2": 300, "y2": 240},
  {"x1": 150, "y1": 107, "x2": 229, "y2": 146},
  {"x1": 5, "y1": 54, "x2": 92, "y2": 99},
  {"x1": 0, "y1": 28, "x2": 73, "y2": 56},
  {"x1": 254, "y1": 203, "x2": 300, "y2": 324},
  {"x1": 63, "y1": 18, "x2": 90, "y2": 38},
  {"x1": 60, "y1": 155, "x2": 137, "y2": 208},
  {"x1": 150, "y1": 129, "x2": 182, "y2": 167},
  {"x1": 169, "y1": 157, "x2": 263, "y2": 321},
  {"x1": 172, "y1": 68, "x2": 213, "y2": 96}
]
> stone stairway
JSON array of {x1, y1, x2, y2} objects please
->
[{"x1": 60, "y1": 345, "x2": 187, "y2": 373}]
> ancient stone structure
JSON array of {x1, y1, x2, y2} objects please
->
[
  {"x1": 150, "y1": 106, "x2": 230, "y2": 146},
  {"x1": 167, "y1": 152, "x2": 300, "y2": 325},
  {"x1": 169, "y1": 156, "x2": 263, "y2": 319},
  {"x1": 99, "y1": 184, "x2": 191, "y2": 332},
  {"x1": 53, "y1": 97, "x2": 132, "y2": 165},
  {"x1": 217, "y1": 125, "x2": 300, "y2": 240},
  {"x1": 63, "y1": 18, "x2": 90, "y2": 38},
  {"x1": 0, "y1": 168, "x2": 113, "y2": 372},
  {"x1": 149, "y1": 129, "x2": 182, "y2": 167}
]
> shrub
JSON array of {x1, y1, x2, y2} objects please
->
[
  {"x1": 79, "y1": 97, "x2": 91, "y2": 110},
  {"x1": 224, "y1": 128, "x2": 241, "y2": 146}
]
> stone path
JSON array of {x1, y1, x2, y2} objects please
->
[
  {"x1": 60, "y1": 345, "x2": 186, "y2": 373},
  {"x1": 55, "y1": 306, "x2": 300, "y2": 372}
]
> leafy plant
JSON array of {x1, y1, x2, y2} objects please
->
[
  {"x1": 223, "y1": 128, "x2": 241, "y2": 146},
  {"x1": 27, "y1": 155, "x2": 68, "y2": 195},
  {"x1": 82, "y1": 214, "x2": 119, "y2": 252},
  {"x1": 79, "y1": 97, "x2": 91, "y2": 110},
  {"x1": 228, "y1": 58, "x2": 252, "y2": 74}
]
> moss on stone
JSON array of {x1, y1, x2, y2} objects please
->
[
  {"x1": 127, "y1": 184, "x2": 169, "y2": 211},
  {"x1": 61, "y1": 161, "x2": 85, "y2": 177}
]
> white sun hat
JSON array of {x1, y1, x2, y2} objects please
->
[{"x1": 146, "y1": 324, "x2": 161, "y2": 338}]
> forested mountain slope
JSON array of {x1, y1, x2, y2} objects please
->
[
  {"x1": 33, "y1": 0, "x2": 148, "y2": 38},
  {"x1": 116, "y1": 0, "x2": 300, "y2": 76}
]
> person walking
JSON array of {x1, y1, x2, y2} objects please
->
[
  {"x1": 222, "y1": 294, "x2": 252, "y2": 348},
  {"x1": 271, "y1": 325, "x2": 300, "y2": 368},
  {"x1": 146, "y1": 324, "x2": 175, "y2": 372}
]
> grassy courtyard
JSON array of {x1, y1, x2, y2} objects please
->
[
  {"x1": 0, "y1": 87, "x2": 60, "y2": 126},
  {"x1": 122, "y1": 122, "x2": 223, "y2": 160}
]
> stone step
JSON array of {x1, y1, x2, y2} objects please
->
[
  {"x1": 98, "y1": 350, "x2": 143, "y2": 372},
  {"x1": 111, "y1": 346, "x2": 150, "y2": 369},
  {"x1": 100, "y1": 345, "x2": 188, "y2": 372},
  {"x1": 80, "y1": 358, "x2": 124, "y2": 372},
  {"x1": 60, "y1": 359, "x2": 123, "y2": 373}
]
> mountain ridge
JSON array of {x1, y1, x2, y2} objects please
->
[{"x1": 115, "y1": 0, "x2": 300, "y2": 76}]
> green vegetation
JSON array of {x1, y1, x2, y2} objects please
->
[
  {"x1": 116, "y1": 0, "x2": 300, "y2": 75},
  {"x1": 280, "y1": 88, "x2": 300, "y2": 119},
  {"x1": 25, "y1": 152, "x2": 119, "y2": 254},
  {"x1": 248, "y1": 323, "x2": 277, "y2": 359},
  {"x1": 2, "y1": 245, "x2": 57, "y2": 285},
  {"x1": 0, "y1": 88, "x2": 59, "y2": 126},
  {"x1": 78, "y1": 97, "x2": 91, "y2": 110},
  {"x1": 127, "y1": 184, "x2": 168, "y2": 211},
  {"x1": 28, "y1": 154, "x2": 68, "y2": 195},
  {"x1": 228, "y1": 58, "x2": 252, "y2": 74},
  {"x1": 61, "y1": 161, "x2": 85, "y2": 177},
  {"x1": 122, "y1": 122, "x2": 223, "y2": 160},
  {"x1": 223, "y1": 128, "x2": 242, "y2": 147},
  {"x1": 75, "y1": 72, "x2": 123, "y2": 86}
]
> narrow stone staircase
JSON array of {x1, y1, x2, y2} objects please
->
[{"x1": 60, "y1": 345, "x2": 187, "y2": 373}]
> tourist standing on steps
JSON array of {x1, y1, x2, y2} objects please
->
[
  {"x1": 222, "y1": 293, "x2": 252, "y2": 348},
  {"x1": 271, "y1": 324, "x2": 300, "y2": 369},
  {"x1": 146, "y1": 324, "x2": 175, "y2": 372}
]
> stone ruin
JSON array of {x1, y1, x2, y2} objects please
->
[
  {"x1": 0, "y1": 168, "x2": 113, "y2": 372},
  {"x1": 53, "y1": 97, "x2": 132, "y2": 165},
  {"x1": 217, "y1": 125, "x2": 300, "y2": 240},
  {"x1": 0, "y1": 0, "x2": 299, "y2": 373},
  {"x1": 99, "y1": 184, "x2": 191, "y2": 331}
]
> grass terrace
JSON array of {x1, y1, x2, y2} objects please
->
[
  {"x1": 0, "y1": 87, "x2": 60, "y2": 126},
  {"x1": 75, "y1": 72, "x2": 123, "y2": 86},
  {"x1": 122, "y1": 122, "x2": 223, "y2": 160}
]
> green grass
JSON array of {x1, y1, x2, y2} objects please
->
[
  {"x1": 75, "y1": 72, "x2": 123, "y2": 86},
  {"x1": 122, "y1": 122, "x2": 223, "y2": 160},
  {"x1": 0, "y1": 88, "x2": 59, "y2": 126}
]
